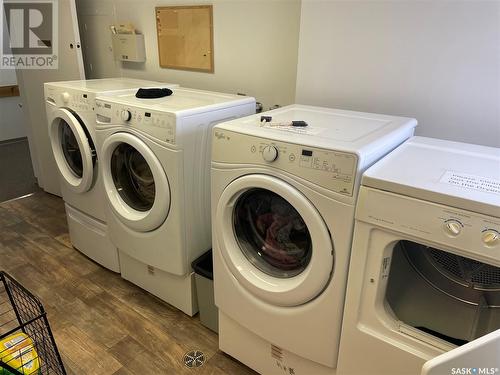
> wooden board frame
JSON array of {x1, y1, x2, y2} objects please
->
[
  {"x1": 155, "y1": 5, "x2": 214, "y2": 73},
  {"x1": 0, "y1": 85, "x2": 20, "y2": 98}
]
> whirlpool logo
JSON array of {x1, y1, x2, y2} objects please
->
[{"x1": 451, "y1": 368, "x2": 499, "y2": 375}]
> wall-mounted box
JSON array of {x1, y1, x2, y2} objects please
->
[{"x1": 111, "y1": 34, "x2": 146, "y2": 62}]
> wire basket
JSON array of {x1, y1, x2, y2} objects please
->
[{"x1": 0, "y1": 271, "x2": 66, "y2": 375}]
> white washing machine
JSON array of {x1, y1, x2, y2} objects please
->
[
  {"x1": 94, "y1": 87, "x2": 255, "y2": 315},
  {"x1": 44, "y1": 78, "x2": 177, "y2": 272},
  {"x1": 337, "y1": 136, "x2": 500, "y2": 375},
  {"x1": 211, "y1": 104, "x2": 417, "y2": 375}
]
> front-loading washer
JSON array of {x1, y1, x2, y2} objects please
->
[
  {"x1": 337, "y1": 136, "x2": 500, "y2": 375},
  {"x1": 211, "y1": 104, "x2": 417, "y2": 375},
  {"x1": 44, "y1": 78, "x2": 177, "y2": 272},
  {"x1": 94, "y1": 87, "x2": 255, "y2": 315}
]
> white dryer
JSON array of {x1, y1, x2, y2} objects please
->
[
  {"x1": 94, "y1": 88, "x2": 255, "y2": 315},
  {"x1": 44, "y1": 78, "x2": 176, "y2": 272},
  {"x1": 211, "y1": 105, "x2": 417, "y2": 375},
  {"x1": 337, "y1": 136, "x2": 500, "y2": 375}
]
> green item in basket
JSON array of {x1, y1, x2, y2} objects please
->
[{"x1": 0, "y1": 333, "x2": 40, "y2": 375}]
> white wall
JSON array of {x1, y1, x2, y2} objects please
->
[
  {"x1": 76, "y1": 0, "x2": 301, "y2": 109},
  {"x1": 296, "y1": 0, "x2": 500, "y2": 148},
  {"x1": 0, "y1": 62, "x2": 26, "y2": 142},
  {"x1": 0, "y1": 97, "x2": 27, "y2": 141}
]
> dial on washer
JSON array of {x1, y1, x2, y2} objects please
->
[{"x1": 262, "y1": 145, "x2": 278, "y2": 162}]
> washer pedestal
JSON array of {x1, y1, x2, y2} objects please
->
[
  {"x1": 119, "y1": 251, "x2": 198, "y2": 316},
  {"x1": 66, "y1": 203, "x2": 119, "y2": 272},
  {"x1": 219, "y1": 312, "x2": 337, "y2": 375}
]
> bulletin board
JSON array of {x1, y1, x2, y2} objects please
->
[{"x1": 155, "y1": 5, "x2": 214, "y2": 73}]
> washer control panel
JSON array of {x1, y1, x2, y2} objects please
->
[
  {"x1": 95, "y1": 99, "x2": 176, "y2": 144},
  {"x1": 213, "y1": 129, "x2": 358, "y2": 196},
  {"x1": 45, "y1": 88, "x2": 93, "y2": 112}
]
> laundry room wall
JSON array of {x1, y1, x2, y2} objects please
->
[
  {"x1": 295, "y1": 0, "x2": 500, "y2": 148},
  {"x1": 76, "y1": 0, "x2": 301, "y2": 110},
  {"x1": 0, "y1": 65, "x2": 27, "y2": 142}
]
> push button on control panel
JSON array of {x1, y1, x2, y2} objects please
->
[{"x1": 443, "y1": 219, "x2": 463, "y2": 236}]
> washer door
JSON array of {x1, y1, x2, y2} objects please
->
[
  {"x1": 101, "y1": 132, "x2": 170, "y2": 232},
  {"x1": 215, "y1": 174, "x2": 334, "y2": 307},
  {"x1": 49, "y1": 108, "x2": 96, "y2": 193}
]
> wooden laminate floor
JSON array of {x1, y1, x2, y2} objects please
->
[{"x1": 0, "y1": 191, "x2": 256, "y2": 375}]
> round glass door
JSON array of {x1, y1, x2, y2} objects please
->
[
  {"x1": 233, "y1": 188, "x2": 312, "y2": 278},
  {"x1": 215, "y1": 174, "x2": 334, "y2": 307},
  {"x1": 49, "y1": 108, "x2": 95, "y2": 193},
  {"x1": 101, "y1": 132, "x2": 170, "y2": 232},
  {"x1": 110, "y1": 143, "x2": 155, "y2": 212}
]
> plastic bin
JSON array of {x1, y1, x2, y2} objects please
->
[{"x1": 191, "y1": 250, "x2": 218, "y2": 333}]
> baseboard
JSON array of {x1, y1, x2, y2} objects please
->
[{"x1": 0, "y1": 136, "x2": 28, "y2": 146}]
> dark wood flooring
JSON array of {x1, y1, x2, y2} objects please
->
[{"x1": 0, "y1": 191, "x2": 256, "y2": 374}]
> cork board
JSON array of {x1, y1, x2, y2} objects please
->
[{"x1": 155, "y1": 5, "x2": 214, "y2": 73}]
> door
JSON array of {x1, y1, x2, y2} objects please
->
[
  {"x1": 15, "y1": 0, "x2": 85, "y2": 196},
  {"x1": 422, "y1": 329, "x2": 500, "y2": 375},
  {"x1": 76, "y1": 0, "x2": 120, "y2": 78},
  {"x1": 48, "y1": 108, "x2": 95, "y2": 193},
  {"x1": 215, "y1": 174, "x2": 333, "y2": 307},
  {"x1": 101, "y1": 132, "x2": 170, "y2": 232}
]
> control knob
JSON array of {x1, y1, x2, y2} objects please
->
[
  {"x1": 443, "y1": 219, "x2": 463, "y2": 236},
  {"x1": 481, "y1": 229, "x2": 500, "y2": 247},
  {"x1": 262, "y1": 145, "x2": 278, "y2": 162},
  {"x1": 121, "y1": 109, "x2": 132, "y2": 122},
  {"x1": 61, "y1": 92, "x2": 70, "y2": 103}
]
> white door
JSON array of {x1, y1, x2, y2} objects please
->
[
  {"x1": 422, "y1": 329, "x2": 500, "y2": 375},
  {"x1": 215, "y1": 174, "x2": 333, "y2": 307},
  {"x1": 48, "y1": 108, "x2": 95, "y2": 193},
  {"x1": 76, "y1": 1, "x2": 120, "y2": 78},
  {"x1": 101, "y1": 132, "x2": 171, "y2": 232},
  {"x1": 16, "y1": 0, "x2": 85, "y2": 196}
]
